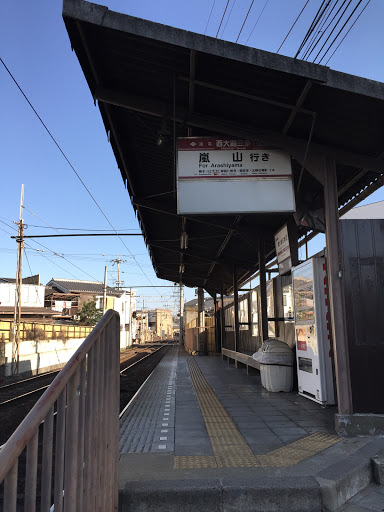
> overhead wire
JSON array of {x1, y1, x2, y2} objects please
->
[
  {"x1": 216, "y1": 0, "x2": 231, "y2": 37},
  {"x1": 24, "y1": 244, "x2": 80, "y2": 280},
  {"x1": 22, "y1": 205, "x2": 62, "y2": 234},
  {"x1": 236, "y1": 0, "x2": 255, "y2": 43},
  {"x1": 204, "y1": 0, "x2": 217, "y2": 34},
  {"x1": 245, "y1": 0, "x2": 270, "y2": 45},
  {"x1": 18, "y1": 224, "x2": 141, "y2": 232},
  {"x1": 220, "y1": 0, "x2": 237, "y2": 38},
  {"x1": 276, "y1": 0, "x2": 311, "y2": 53},
  {"x1": 294, "y1": 0, "x2": 330, "y2": 58},
  {"x1": 312, "y1": 0, "x2": 354, "y2": 62},
  {"x1": 325, "y1": 0, "x2": 370, "y2": 64},
  {"x1": 301, "y1": 0, "x2": 341, "y2": 60},
  {"x1": 317, "y1": 0, "x2": 364, "y2": 63},
  {"x1": 0, "y1": 57, "x2": 161, "y2": 293},
  {"x1": 23, "y1": 247, "x2": 33, "y2": 277}
]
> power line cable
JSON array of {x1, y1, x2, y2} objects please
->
[
  {"x1": 302, "y1": 0, "x2": 341, "y2": 60},
  {"x1": 24, "y1": 244, "x2": 80, "y2": 280},
  {"x1": 22, "y1": 205, "x2": 62, "y2": 234},
  {"x1": 0, "y1": 57, "x2": 160, "y2": 293},
  {"x1": 221, "y1": 0, "x2": 237, "y2": 38},
  {"x1": 276, "y1": 0, "x2": 311, "y2": 54},
  {"x1": 216, "y1": 0, "x2": 231, "y2": 37},
  {"x1": 18, "y1": 224, "x2": 141, "y2": 231},
  {"x1": 23, "y1": 247, "x2": 33, "y2": 276},
  {"x1": 205, "y1": 0, "x2": 217, "y2": 34},
  {"x1": 316, "y1": 0, "x2": 363, "y2": 63},
  {"x1": 294, "y1": 0, "x2": 330, "y2": 58},
  {"x1": 245, "y1": 0, "x2": 270, "y2": 45},
  {"x1": 0, "y1": 219, "x2": 17, "y2": 232},
  {"x1": 325, "y1": 0, "x2": 370, "y2": 64},
  {"x1": 236, "y1": 0, "x2": 255, "y2": 43},
  {"x1": 312, "y1": 0, "x2": 355, "y2": 63},
  {"x1": 25, "y1": 236, "x2": 100, "y2": 281},
  {"x1": 0, "y1": 226, "x2": 14, "y2": 237}
]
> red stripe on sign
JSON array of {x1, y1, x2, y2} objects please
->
[
  {"x1": 324, "y1": 287, "x2": 327, "y2": 295},
  {"x1": 178, "y1": 174, "x2": 291, "y2": 179},
  {"x1": 325, "y1": 298, "x2": 328, "y2": 306},
  {"x1": 323, "y1": 263, "x2": 326, "y2": 271}
]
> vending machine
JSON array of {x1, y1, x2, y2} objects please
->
[{"x1": 292, "y1": 257, "x2": 335, "y2": 405}]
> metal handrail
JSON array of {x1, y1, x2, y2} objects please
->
[{"x1": 0, "y1": 309, "x2": 120, "y2": 512}]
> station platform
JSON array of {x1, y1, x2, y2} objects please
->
[{"x1": 119, "y1": 346, "x2": 384, "y2": 511}]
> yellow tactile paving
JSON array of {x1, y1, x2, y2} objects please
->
[
  {"x1": 174, "y1": 456, "x2": 217, "y2": 469},
  {"x1": 173, "y1": 359, "x2": 341, "y2": 470}
]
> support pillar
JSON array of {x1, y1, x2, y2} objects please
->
[
  {"x1": 258, "y1": 236, "x2": 268, "y2": 342},
  {"x1": 233, "y1": 265, "x2": 240, "y2": 354},
  {"x1": 197, "y1": 287, "x2": 205, "y2": 355},
  {"x1": 220, "y1": 284, "x2": 225, "y2": 353},
  {"x1": 197, "y1": 287, "x2": 205, "y2": 328},
  {"x1": 324, "y1": 157, "x2": 353, "y2": 415},
  {"x1": 179, "y1": 283, "x2": 184, "y2": 346},
  {"x1": 214, "y1": 294, "x2": 221, "y2": 354}
]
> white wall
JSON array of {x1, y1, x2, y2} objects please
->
[
  {"x1": 0, "y1": 283, "x2": 45, "y2": 307},
  {"x1": 96, "y1": 290, "x2": 137, "y2": 347},
  {"x1": 2, "y1": 338, "x2": 86, "y2": 377}
]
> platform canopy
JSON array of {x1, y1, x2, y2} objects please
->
[{"x1": 63, "y1": 0, "x2": 384, "y2": 295}]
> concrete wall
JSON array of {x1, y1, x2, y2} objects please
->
[{"x1": 0, "y1": 338, "x2": 88, "y2": 378}]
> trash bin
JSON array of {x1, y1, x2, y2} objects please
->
[{"x1": 253, "y1": 339, "x2": 293, "y2": 392}]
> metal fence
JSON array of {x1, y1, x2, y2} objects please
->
[
  {"x1": 0, "y1": 309, "x2": 120, "y2": 512},
  {"x1": 0, "y1": 320, "x2": 94, "y2": 343}
]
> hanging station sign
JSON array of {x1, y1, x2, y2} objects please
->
[
  {"x1": 177, "y1": 137, "x2": 295, "y2": 215},
  {"x1": 275, "y1": 224, "x2": 292, "y2": 275}
]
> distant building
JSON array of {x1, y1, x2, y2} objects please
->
[
  {"x1": 341, "y1": 200, "x2": 384, "y2": 219},
  {"x1": 184, "y1": 295, "x2": 234, "y2": 327},
  {"x1": 134, "y1": 310, "x2": 149, "y2": 343},
  {"x1": 148, "y1": 309, "x2": 173, "y2": 339},
  {"x1": 46, "y1": 278, "x2": 136, "y2": 347},
  {"x1": 0, "y1": 276, "x2": 55, "y2": 320}
]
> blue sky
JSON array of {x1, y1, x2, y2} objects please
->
[{"x1": 1, "y1": 0, "x2": 383, "y2": 308}]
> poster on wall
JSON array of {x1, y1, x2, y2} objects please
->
[{"x1": 177, "y1": 137, "x2": 295, "y2": 215}]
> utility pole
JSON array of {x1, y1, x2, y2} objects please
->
[
  {"x1": 142, "y1": 299, "x2": 145, "y2": 344},
  {"x1": 179, "y1": 283, "x2": 184, "y2": 346},
  {"x1": 111, "y1": 253, "x2": 126, "y2": 290},
  {"x1": 103, "y1": 266, "x2": 107, "y2": 314},
  {"x1": 13, "y1": 185, "x2": 24, "y2": 375},
  {"x1": 128, "y1": 287, "x2": 132, "y2": 347}
]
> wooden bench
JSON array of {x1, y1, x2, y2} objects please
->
[{"x1": 222, "y1": 348, "x2": 260, "y2": 374}]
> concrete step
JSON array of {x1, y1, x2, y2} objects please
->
[{"x1": 119, "y1": 441, "x2": 383, "y2": 512}]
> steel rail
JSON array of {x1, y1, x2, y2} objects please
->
[
  {"x1": 0, "y1": 369, "x2": 60, "y2": 390},
  {"x1": 0, "y1": 385, "x2": 49, "y2": 406},
  {"x1": 120, "y1": 345, "x2": 167, "y2": 375}
]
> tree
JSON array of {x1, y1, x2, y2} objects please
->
[{"x1": 78, "y1": 300, "x2": 103, "y2": 326}]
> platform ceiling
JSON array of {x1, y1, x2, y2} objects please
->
[{"x1": 63, "y1": 0, "x2": 384, "y2": 295}]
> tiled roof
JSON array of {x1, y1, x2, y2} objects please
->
[{"x1": 47, "y1": 278, "x2": 120, "y2": 296}]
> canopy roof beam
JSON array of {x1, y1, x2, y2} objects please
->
[{"x1": 94, "y1": 87, "x2": 384, "y2": 174}]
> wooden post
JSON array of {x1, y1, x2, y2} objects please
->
[
  {"x1": 197, "y1": 287, "x2": 204, "y2": 328},
  {"x1": 233, "y1": 265, "x2": 240, "y2": 353},
  {"x1": 213, "y1": 294, "x2": 221, "y2": 354},
  {"x1": 324, "y1": 157, "x2": 353, "y2": 415},
  {"x1": 258, "y1": 236, "x2": 268, "y2": 342},
  {"x1": 220, "y1": 284, "x2": 225, "y2": 352}
]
